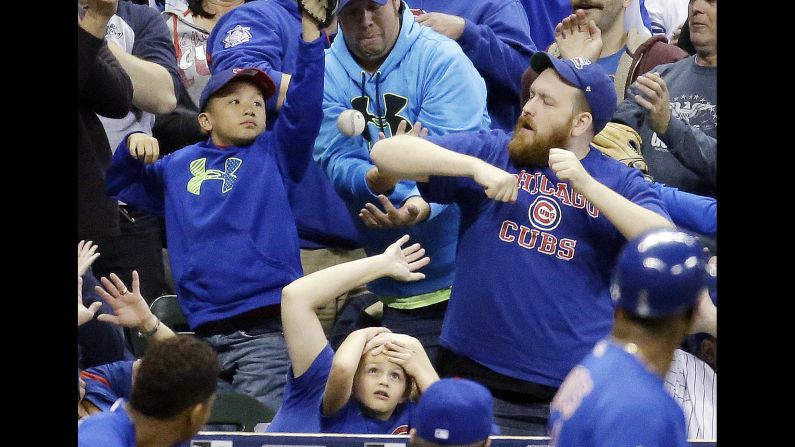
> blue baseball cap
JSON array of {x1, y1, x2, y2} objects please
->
[
  {"x1": 611, "y1": 230, "x2": 707, "y2": 318},
  {"x1": 529, "y1": 52, "x2": 617, "y2": 134},
  {"x1": 339, "y1": 0, "x2": 388, "y2": 11},
  {"x1": 706, "y1": 260, "x2": 717, "y2": 306},
  {"x1": 199, "y1": 67, "x2": 276, "y2": 112},
  {"x1": 414, "y1": 378, "x2": 497, "y2": 445}
]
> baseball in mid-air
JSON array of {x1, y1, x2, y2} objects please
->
[{"x1": 337, "y1": 109, "x2": 366, "y2": 137}]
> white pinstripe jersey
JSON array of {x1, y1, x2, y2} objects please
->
[{"x1": 664, "y1": 348, "x2": 717, "y2": 439}]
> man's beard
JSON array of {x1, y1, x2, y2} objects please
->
[{"x1": 508, "y1": 114, "x2": 572, "y2": 168}]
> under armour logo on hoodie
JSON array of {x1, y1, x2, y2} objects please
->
[
  {"x1": 187, "y1": 157, "x2": 242, "y2": 195},
  {"x1": 351, "y1": 93, "x2": 412, "y2": 146}
]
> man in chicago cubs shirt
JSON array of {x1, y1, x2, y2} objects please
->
[{"x1": 370, "y1": 52, "x2": 673, "y2": 433}]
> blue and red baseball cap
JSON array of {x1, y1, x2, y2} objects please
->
[
  {"x1": 611, "y1": 230, "x2": 708, "y2": 318},
  {"x1": 529, "y1": 52, "x2": 617, "y2": 134},
  {"x1": 199, "y1": 67, "x2": 276, "y2": 112},
  {"x1": 414, "y1": 378, "x2": 498, "y2": 445},
  {"x1": 339, "y1": 0, "x2": 388, "y2": 12}
]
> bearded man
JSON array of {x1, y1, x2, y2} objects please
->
[{"x1": 368, "y1": 51, "x2": 673, "y2": 435}]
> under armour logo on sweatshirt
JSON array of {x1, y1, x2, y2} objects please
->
[
  {"x1": 351, "y1": 93, "x2": 411, "y2": 145},
  {"x1": 187, "y1": 158, "x2": 242, "y2": 195}
]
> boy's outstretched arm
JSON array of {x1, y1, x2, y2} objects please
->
[{"x1": 279, "y1": 236, "x2": 429, "y2": 396}]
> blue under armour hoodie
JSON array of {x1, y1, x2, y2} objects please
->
[
  {"x1": 106, "y1": 36, "x2": 326, "y2": 329},
  {"x1": 208, "y1": 0, "x2": 360, "y2": 250}
]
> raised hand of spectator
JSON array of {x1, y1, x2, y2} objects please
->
[
  {"x1": 78, "y1": 240, "x2": 100, "y2": 277},
  {"x1": 555, "y1": 9, "x2": 603, "y2": 61},
  {"x1": 631, "y1": 72, "x2": 672, "y2": 134},
  {"x1": 94, "y1": 271, "x2": 153, "y2": 329},
  {"x1": 380, "y1": 234, "x2": 430, "y2": 282},
  {"x1": 78, "y1": 276, "x2": 103, "y2": 327}
]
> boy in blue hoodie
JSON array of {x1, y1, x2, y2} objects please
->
[{"x1": 105, "y1": 9, "x2": 325, "y2": 412}]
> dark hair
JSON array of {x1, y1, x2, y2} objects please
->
[
  {"x1": 188, "y1": 0, "x2": 253, "y2": 19},
  {"x1": 130, "y1": 336, "x2": 220, "y2": 419},
  {"x1": 676, "y1": 20, "x2": 696, "y2": 55},
  {"x1": 187, "y1": 0, "x2": 214, "y2": 19},
  {"x1": 622, "y1": 308, "x2": 695, "y2": 336}
]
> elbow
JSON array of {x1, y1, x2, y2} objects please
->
[
  {"x1": 330, "y1": 355, "x2": 358, "y2": 379},
  {"x1": 152, "y1": 92, "x2": 178, "y2": 115},
  {"x1": 280, "y1": 283, "x2": 299, "y2": 306}
]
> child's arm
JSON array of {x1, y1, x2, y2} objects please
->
[
  {"x1": 105, "y1": 132, "x2": 167, "y2": 216},
  {"x1": 271, "y1": 12, "x2": 326, "y2": 184}
]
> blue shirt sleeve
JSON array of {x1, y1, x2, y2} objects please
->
[
  {"x1": 105, "y1": 132, "x2": 167, "y2": 216},
  {"x1": 270, "y1": 36, "x2": 326, "y2": 184},
  {"x1": 207, "y1": 4, "x2": 289, "y2": 113},
  {"x1": 456, "y1": 0, "x2": 535, "y2": 100},
  {"x1": 617, "y1": 168, "x2": 671, "y2": 222},
  {"x1": 650, "y1": 181, "x2": 716, "y2": 237}
]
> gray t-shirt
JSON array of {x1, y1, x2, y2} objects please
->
[{"x1": 613, "y1": 56, "x2": 717, "y2": 197}]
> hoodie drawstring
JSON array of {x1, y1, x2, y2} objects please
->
[
  {"x1": 374, "y1": 71, "x2": 383, "y2": 126},
  {"x1": 359, "y1": 71, "x2": 384, "y2": 133}
]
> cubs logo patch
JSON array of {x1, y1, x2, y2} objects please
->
[
  {"x1": 223, "y1": 25, "x2": 252, "y2": 48},
  {"x1": 528, "y1": 196, "x2": 561, "y2": 231}
]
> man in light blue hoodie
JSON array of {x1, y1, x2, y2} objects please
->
[{"x1": 314, "y1": 0, "x2": 489, "y2": 363}]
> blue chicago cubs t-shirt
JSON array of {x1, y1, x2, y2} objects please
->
[
  {"x1": 322, "y1": 399, "x2": 413, "y2": 435},
  {"x1": 549, "y1": 339, "x2": 689, "y2": 447},
  {"x1": 267, "y1": 345, "x2": 334, "y2": 432},
  {"x1": 420, "y1": 129, "x2": 670, "y2": 387}
]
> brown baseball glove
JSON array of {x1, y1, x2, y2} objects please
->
[
  {"x1": 297, "y1": 0, "x2": 338, "y2": 29},
  {"x1": 592, "y1": 122, "x2": 650, "y2": 176}
]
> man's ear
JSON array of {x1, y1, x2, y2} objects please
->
[
  {"x1": 570, "y1": 111, "x2": 593, "y2": 138},
  {"x1": 187, "y1": 400, "x2": 212, "y2": 431},
  {"x1": 198, "y1": 112, "x2": 213, "y2": 134}
]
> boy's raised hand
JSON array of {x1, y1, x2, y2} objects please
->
[{"x1": 382, "y1": 235, "x2": 430, "y2": 282}]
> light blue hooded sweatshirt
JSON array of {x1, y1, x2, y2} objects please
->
[{"x1": 314, "y1": 1, "x2": 490, "y2": 299}]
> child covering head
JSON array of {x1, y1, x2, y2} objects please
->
[{"x1": 268, "y1": 235, "x2": 439, "y2": 434}]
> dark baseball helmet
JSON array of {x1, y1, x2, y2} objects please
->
[{"x1": 610, "y1": 230, "x2": 707, "y2": 318}]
